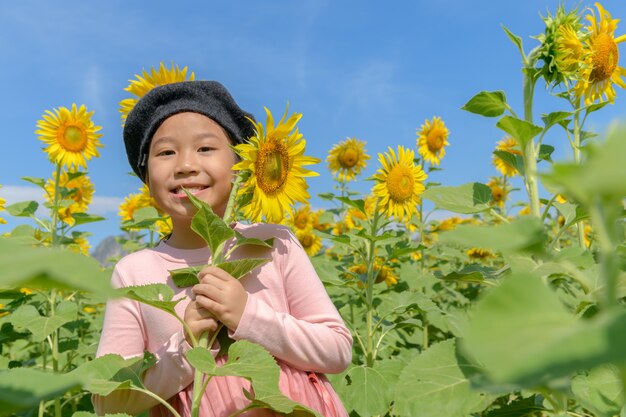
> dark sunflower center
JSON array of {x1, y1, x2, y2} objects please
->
[
  {"x1": 590, "y1": 32, "x2": 618, "y2": 82},
  {"x1": 426, "y1": 129, "x2": 445, "y2": 152},
  {"x1": 256, "y1": 141, "x2": 290, "y2": 195},
  {"x1": 339, "y1": 147, "x2": 359, "y2": 168}
]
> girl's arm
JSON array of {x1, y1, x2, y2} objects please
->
[
  {"x1": 229, "y1": 227, "x2": 353, "y2": 374},
  {"x1": 92, "y1": 266, "x2": 195, "y2": 415}
]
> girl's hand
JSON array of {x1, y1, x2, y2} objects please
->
[
  {"x1": 193, "y1": 266, "x2": 248, "y2": 331},
  {"x1": 183, "y1": 300, "x2": 219, "y2": 346}
]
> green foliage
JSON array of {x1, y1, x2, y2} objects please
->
[
  {"x1": 394, "y1": 339, "x2": 494, "y2": 417},
  {"x1": 187, "y1": 340, "x2": 322, "y2": 416},
  {"x1": 422, "y1": 182, "x2": 491, "y2": 214},
  {"x1": 496, "y1": 116, "x2": 543, "y2": 148},
  {"x1": 461, "y1": 91, "x2": 509, "y2": 117},
  {"x1": 0, "y1": 368, "x2": 82, "y2": 415},
  {"x1": 170, "y1": 258, "x2": 270, "y2": 287}
]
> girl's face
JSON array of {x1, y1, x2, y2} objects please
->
[{"x1": 147, "y1": 112, "x2": 237, "y2": 223}]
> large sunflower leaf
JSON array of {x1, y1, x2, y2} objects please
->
[
  {"x1": 7, "y1": 301, "x2": 77, "y2": 342},
  {"x1": 496, "y1": 115, "x2": 543, "y2": 148},
  {"x1": 0, "y1": 368, "x2": 82, "y2": 416},
  {"x1": 114, "y1": 284, "x2": 181, "y2": 317},
  {"x1": 70, "y1": 352, "x2": 155, "y2": 396},
  {"x1": 571, "y1": 364, "x2": 623, "y2": 417},
  {"x1": 331, "y1": 365, "x2": 390, "y2": 417},
  {"x1": 5, "y1": 201, "x2": 39, "y2": 217},
  {"x1": 422, "y1": 183, "x2": 491, "y2": 214},
  {"x1": 439, "y1": 216, "x2": 547, "y2": 254},
  {"x1": 0, "y1": 238, "x2": 112, "y2": 295},
  {"x1": 394, "y1": 339, "x2": 494, "y2": 417},
  {"x1": 187, "y1": 341, "x2": 321, "y2": 416},
  {"x1": 461, "y1": 272, "x2": 626, "y2": 387}
]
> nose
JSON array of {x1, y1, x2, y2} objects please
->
[{"x1": 175, "y1": 150, "x2": 200, "y2": 175}]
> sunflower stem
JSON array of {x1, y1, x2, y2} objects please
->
[
  {"x1": 572, "y1": 100, "x2": 587, "y2": 249},
  {"x1": 364, "y1": 206, "x2": 381, "y2": 367},
  {"x1": 50, "y1": 162, "x2": 62, "y2": 247},
  {"x1": 522, "y1": 69, "x2": 541, "y2": 218}
]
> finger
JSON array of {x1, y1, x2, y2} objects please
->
[
  {"x1": 199, "y1": 266, "x2": 233, "y2": 282},
  {"x1": 195, "y1": 294, "x2": 224, "y2": 314}
]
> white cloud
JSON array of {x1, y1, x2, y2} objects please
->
[{"x1": 1, "y1": 185, "x2": 122, "y2": 215}]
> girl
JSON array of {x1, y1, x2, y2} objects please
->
[{"x1": 93, "y1": 81, "x2": 353, "y2": 417}]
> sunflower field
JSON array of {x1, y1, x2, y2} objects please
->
[{"x1": 2, "y1": 3, "x2": 626, "y2": 417}]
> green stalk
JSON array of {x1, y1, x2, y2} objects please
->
[
  {"x1": 572, "y1": 104, "x2": 587, "y2": 249},
  {"x1": 364, "y1": 208, "x2": 381, "y2": 367},
  {"x1": 49, "y1": 289, "x2": 62, "y2": 417},
  {"x1": 522, "y1": 71, "x2": 541, "y2": 218},
  {"x1": 589, "y1": 200, "x2": 619, "y2": 309},
  {"x1": 190, "y1": 173, "x2": 243, "y2": 417},
  {"x1": 51, "y1": 162, "x2": 62, "y2": 246}
]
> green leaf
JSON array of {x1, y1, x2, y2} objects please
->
[
  {"x1": 541, "y1": 124, "x2": 626, "y2": 205},
  {"x1": 461, "y1": 91, "x2": 508, "y2": 117},
  {"x1": 317, "y1": 192, "x2": 336, "y2": 201},
  {"x1": 170, "y1": 258, "x2": 270, "y2": 288},
  {"x1": 571, "y1": 365, "x2": 623, "y2": 417},
  {"x1": 394, "y1": 339, "x2": 494, "y2": 417},
  {"x1": 422, "y1": 183, "x2": 491, "y2": 214},
  {"x1": 187, "y1": 341, "x2": 322, "y2": 416},
  {"x1": 184, "y1": 189, "x2": 235, "y2": 257},
  {"x1": 310, "y1": 257, "x2": 346, "y2": 287},
  {"x1": 336, "y1": 365, "x2": 390, "y2": 416},
  {"x1": 232, "y1": 233, "x2": 274, "y2": 250},
  {"x1": 585, "y1": 101, "x2": 610, "y2": 115},
  {"x1": 70, "y1": 212, "x2": 106, "y2": 226},
  {"x1": 6, "y1": 201, "x2": 39, "y2": 217},
  {"x1": 70, "y1": 352, "x2": 154, "y2": 396},
  {"x1": 336, "y1": 196, "x2": 365, "y2": 213},
  {"x1": 440, "y1": 264, "x2": 499, "y2": 284},
  {"x1": 115, "y1": 284, "x2": 181, "y2": 317},
  {"x1": 501, "y1": 25, "x2": 524, "y2": 59},
  {"x1": 0, "y1": 238, "x2": 113, "y2": 295},
  {"x1": 8, "y1": 301, "x2": 77, "y2": 341},
  {"x1": 0, "y1": 368, "x2": 82, "y2": 415},
  {"x1": 541, "y1": 111, "x2": 572, "y2": 130},
  {"x1": 21, "y1": 176, "x2": 46, "y2": 188},
  {"x1": 537, "y1": 144, "x2": 555, "y2": 162},
  {"x1": 496, "y1": 115, "x2": 543, "y2": 148},
  {"x1": 493, "y1": 150, "x2": 524, "y2": 175},
  {"x1": 439, "y1": 216, "x2": 547, "y2": 254},
  {"x1": 461, "y1": 272, "x2": 626, "y2": 387},
  {"x1": 554, "y1": 201, "x2": 589, "y2": 226}
]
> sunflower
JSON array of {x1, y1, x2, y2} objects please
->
[
  {"x1": 287, "y1": 205, "x2": 314, "y2": 232},
  {"x1": 327, "y1": 137, "x2": 370, "y2": 182},
  {"x1": 487, "y1": 178, "x2": 508, "y2": 208},
  {"x1": 156, "y1": 216, "x2": 173, "y2": 237},
  {"x1": 0, "y1": 185, "x2": 6, "y2": 225},
  {"x1": 233, "y1": 105, "x2": 320, "y2": 224},
  {"x1": 417, "y1": 116, "x2": 450, "y2": 166},
  {"x1": 372, "y1": 146, "x2": 427, "y2": 222},
  {"x1": 296, "y1": 229, "x2": 323, "y2": 256},
  {"x1": 574, "y1": 3, "x2": 626, "y2": 104},
  {"x1": 138, "y1": 184, "x2": 161, "y2": 213},
  {"x1": 311, "y1": 209, "x2": 330, "y2": 231},
  {"x1": 44, "y1": 169, "x2": 94, "y2": 226},
  {"x1": 36, "y1": 104, "x2": 103, "y2": 169},
  {"x1": 492, "y1": 137, "x2": 522, "y2": 177},
  {"x1": 118, "y1": 193, "x2": 144, "y2": 223},
  {"x1": 68, "y1": 235, "x2": 91, "y2": 256},
  {"x1": 119, "y1": 63, "x2": 195, "y2": 124}
]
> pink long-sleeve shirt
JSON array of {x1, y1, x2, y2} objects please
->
[{"x1": 93, "y1": 223, "x2": 352, "y2": 417}]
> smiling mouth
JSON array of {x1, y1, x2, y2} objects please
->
[{"x1": 171, "y1": 186, "x2": 208, "y2": 197}]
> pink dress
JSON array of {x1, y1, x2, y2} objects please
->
[{"x1": 93, "y1": 223, "x2": 352, "y2": 417}]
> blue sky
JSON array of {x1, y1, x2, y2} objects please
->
[{"x1": 1, "y1": 0, "x2": 625, "y2": 248}]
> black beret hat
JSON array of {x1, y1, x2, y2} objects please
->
[{"x1": 123, "y1": 80, "x2": 256, "y2": 181}]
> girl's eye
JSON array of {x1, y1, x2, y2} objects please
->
[
  {"x1": 198, "y1": 146, "x2": 214, "y2": 152},
  {"x1": 156, "y1": 150, "x2": 175, "y2": 157}
]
